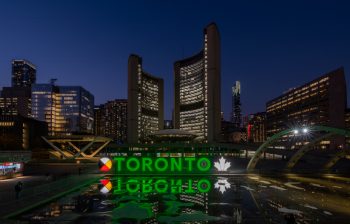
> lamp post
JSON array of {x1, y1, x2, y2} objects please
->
[
  {"x1": 293, "y1": 127, "x2": 309, "y2": 136},
  {"x1": 76, "y1": 160, "x2": 81, "y2": 175}
]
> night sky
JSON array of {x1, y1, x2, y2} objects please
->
[{"x1": 1, "y1": 0, "x2": 350, "y2": 120}]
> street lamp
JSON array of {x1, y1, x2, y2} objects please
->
[{"x1": 292, "y1": 127, "x2": 309, "y2": 135}]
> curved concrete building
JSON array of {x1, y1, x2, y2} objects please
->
[
  {"x1": 174, "y1": 23, "x2": 221, "y2": 143},
  {"x1": 127, "y1": 54, "x2": 164, "y2": 143}
]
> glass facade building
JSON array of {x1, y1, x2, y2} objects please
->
[
  {"x1": 93, "y1": 105, "x2": 104, "y2": 136},
  {"x1": 11, "y1": 59, "x2": 36, "y2": 88},
  {"x1": 174, "y1": 23, "x2": 221, "y2": 143},
  {"x1": 31, "y1": 84, "x2": 94, "y2": 136},
  {"x1": 231, "y1": 81, "x2": 242, "y2": 127},
  {"x1": 128, "y1": 54, "x2": 164, "y2": 144}
]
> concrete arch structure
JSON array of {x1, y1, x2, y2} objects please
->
[
  {"x1": 285, "y1": 132, "x2": 336, "y2": 170},
  {"x1": 324, "y1": 149, "x2": 350, "y2": 169},
  {"x1": 247, "y1": 126, "x2": 350, "y2": 171}
]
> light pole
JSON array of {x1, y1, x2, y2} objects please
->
[{"x1": 292, "y1": 127, "x2": 309, "y2": 136}]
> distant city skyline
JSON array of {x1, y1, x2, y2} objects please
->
[{"x1": 1, "y1": 1, "x2": 350, "y2": 120}]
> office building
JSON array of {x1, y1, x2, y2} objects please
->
[
  {"x1": 174, "y1": 23, "x2": 221, "y2": 143},
  {"x1": 31, "y1": 84, "x2": 94, "y2": 136},
  {"x1": 345, "y1": 108, "x2": 350, "y2": 145},
  {"x1": 247, "y1": 112, "x2": 266, "y2": 143},
  {"x1": 93, "y1": 105, "x2": 104, "y2": 136},
  {"x1": 127, "y1": 54, "x2": 164, "y2": 143},
  {"x1": 242, "y1": 114, "x2": 249, "y2": 129},
  {"x1": 231, "y1": 81, "x2": 242, "y2": 127},
  {"x1": 221, "y1": 120, "x2": 247, "y2": 143},
  {"x1": 94, "y1": 99, "x2": 127, "y2": 142},
  {"x1": 0, "y1": 87, "x2": 31, "y2": 117},
  {"x1": 266, "y1": 68, "x2": 347, "y2": 149},
  {"x1": 11, "y1": 60, "x2": 36, "y2": 88},
  {"x1": 221, "y1": 120, "x2": 235, "y2": 142}
]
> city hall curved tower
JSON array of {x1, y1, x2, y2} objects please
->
[
  {"x1": 174, "y1": 23, "x2": 221, "y2": 143},
  {"x1": 128, "y1": 54, "x2": 164, "y2": 144}
]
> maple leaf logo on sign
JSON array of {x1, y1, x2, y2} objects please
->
[
  {"x1": 214, "y1": 157, "x2": 231, "y2": 171},
  {"x1": 214, "y1": 178, "x2": 231, "y2": 194}
]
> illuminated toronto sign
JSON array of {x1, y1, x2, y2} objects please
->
[
  {"x1": 99, "y1": 157, "x2": 113, "y2": 172},
  {"x1": 98, "y1": 156, "x2": 232, "y2": 195},
  {"x1": 114, "y1": 156, "x2": 212, "y2": 174}
]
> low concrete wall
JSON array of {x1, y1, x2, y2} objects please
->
[{"x1": 24, "y1": 162, "x2": 99, "y2": 176}]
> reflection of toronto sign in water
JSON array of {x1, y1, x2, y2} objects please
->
[
  {"x1": 114, "y1": 157, "x2": 212, "y2": 174},
  {"x1": 100, "y1": 177, "x2": 233, "y2": 194},
  {"x1": 113, "y1": 177, "x2": 211, "y2": 194}
]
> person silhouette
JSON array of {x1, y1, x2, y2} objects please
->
[{"x1": 14, "y1": 181, "x2": 23, "y2": 199}]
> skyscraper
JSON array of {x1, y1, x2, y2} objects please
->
[
  {"x1": 31, "y1": 84, "x2": 94, "y2": 136},
  {"x1": 231, "y1": 81, "x2": 241, "y2": 127},
  {"x1": 94, "y1": 99, "x2": 128, "y2": 142},
  {"x1": 11, "y1": 60, "x2": 36, "y2": 87},
  {"x1": 174, "y1": 23, "x2": 221, "y2": 143},
  {"x1": 127, "y1": 54, "x2": 164, "y2": 144},
  {"x1": 94, "y1": 105, "x2": 104, "y2": 136}
]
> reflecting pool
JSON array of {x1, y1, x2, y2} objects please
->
[{"x1": 16, "y1": 174, "x2": 350, "y2": 223}]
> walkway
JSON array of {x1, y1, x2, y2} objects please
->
[{"x1": 0, "y1": 174, "x2": 101, "y2": 219}]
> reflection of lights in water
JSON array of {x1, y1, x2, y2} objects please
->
[
  {"x1": 99, "y1": 179, "x2": 112, "y2": 194},
  {"x1": 248, "y1": 175, "x2": 259, "y2": 180},
  {"x1": 214, "y1": 178, "x2": 231, "y2": 194},
  {"x1": 101, "y1": 200, "x2": 114, "y2": 206},
  {"x1": 20, "y1": 174, "x2": 350, "y2": 223},
  {"x1": 62, "y1": 204, "x2": 75, "y2": 211},
  {"x1": 323, "y1": 211, "x2": 333, "y2": 215},
  {"x1": 278, "y1": 207, "x2": 302, "y2": 215},
  {"x1": 303, "y1": 204, "x2": 317, "y2": 210},
  {"x1": 44, "y1": 203, "x2": 61, "y2": 217},
  {"x1": 269, "y1": 185, "x2": 287, "y2": 191},
  {"x1": 233, "y1": 208, "x2": 242, "y2": 224},
  {"x1": 241, "y1": 185, "x2": 254, "y2": 191}
]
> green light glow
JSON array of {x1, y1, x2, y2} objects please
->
[
  {"x1": 114, "y1": 156, "x2": 212, "y2": 174},
  {"x1": 126, "y1": 157, "x2": 140, "y2": 171},
  {"x1": 113, "y1": 177, "x2": 211, "y2": 194}
]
